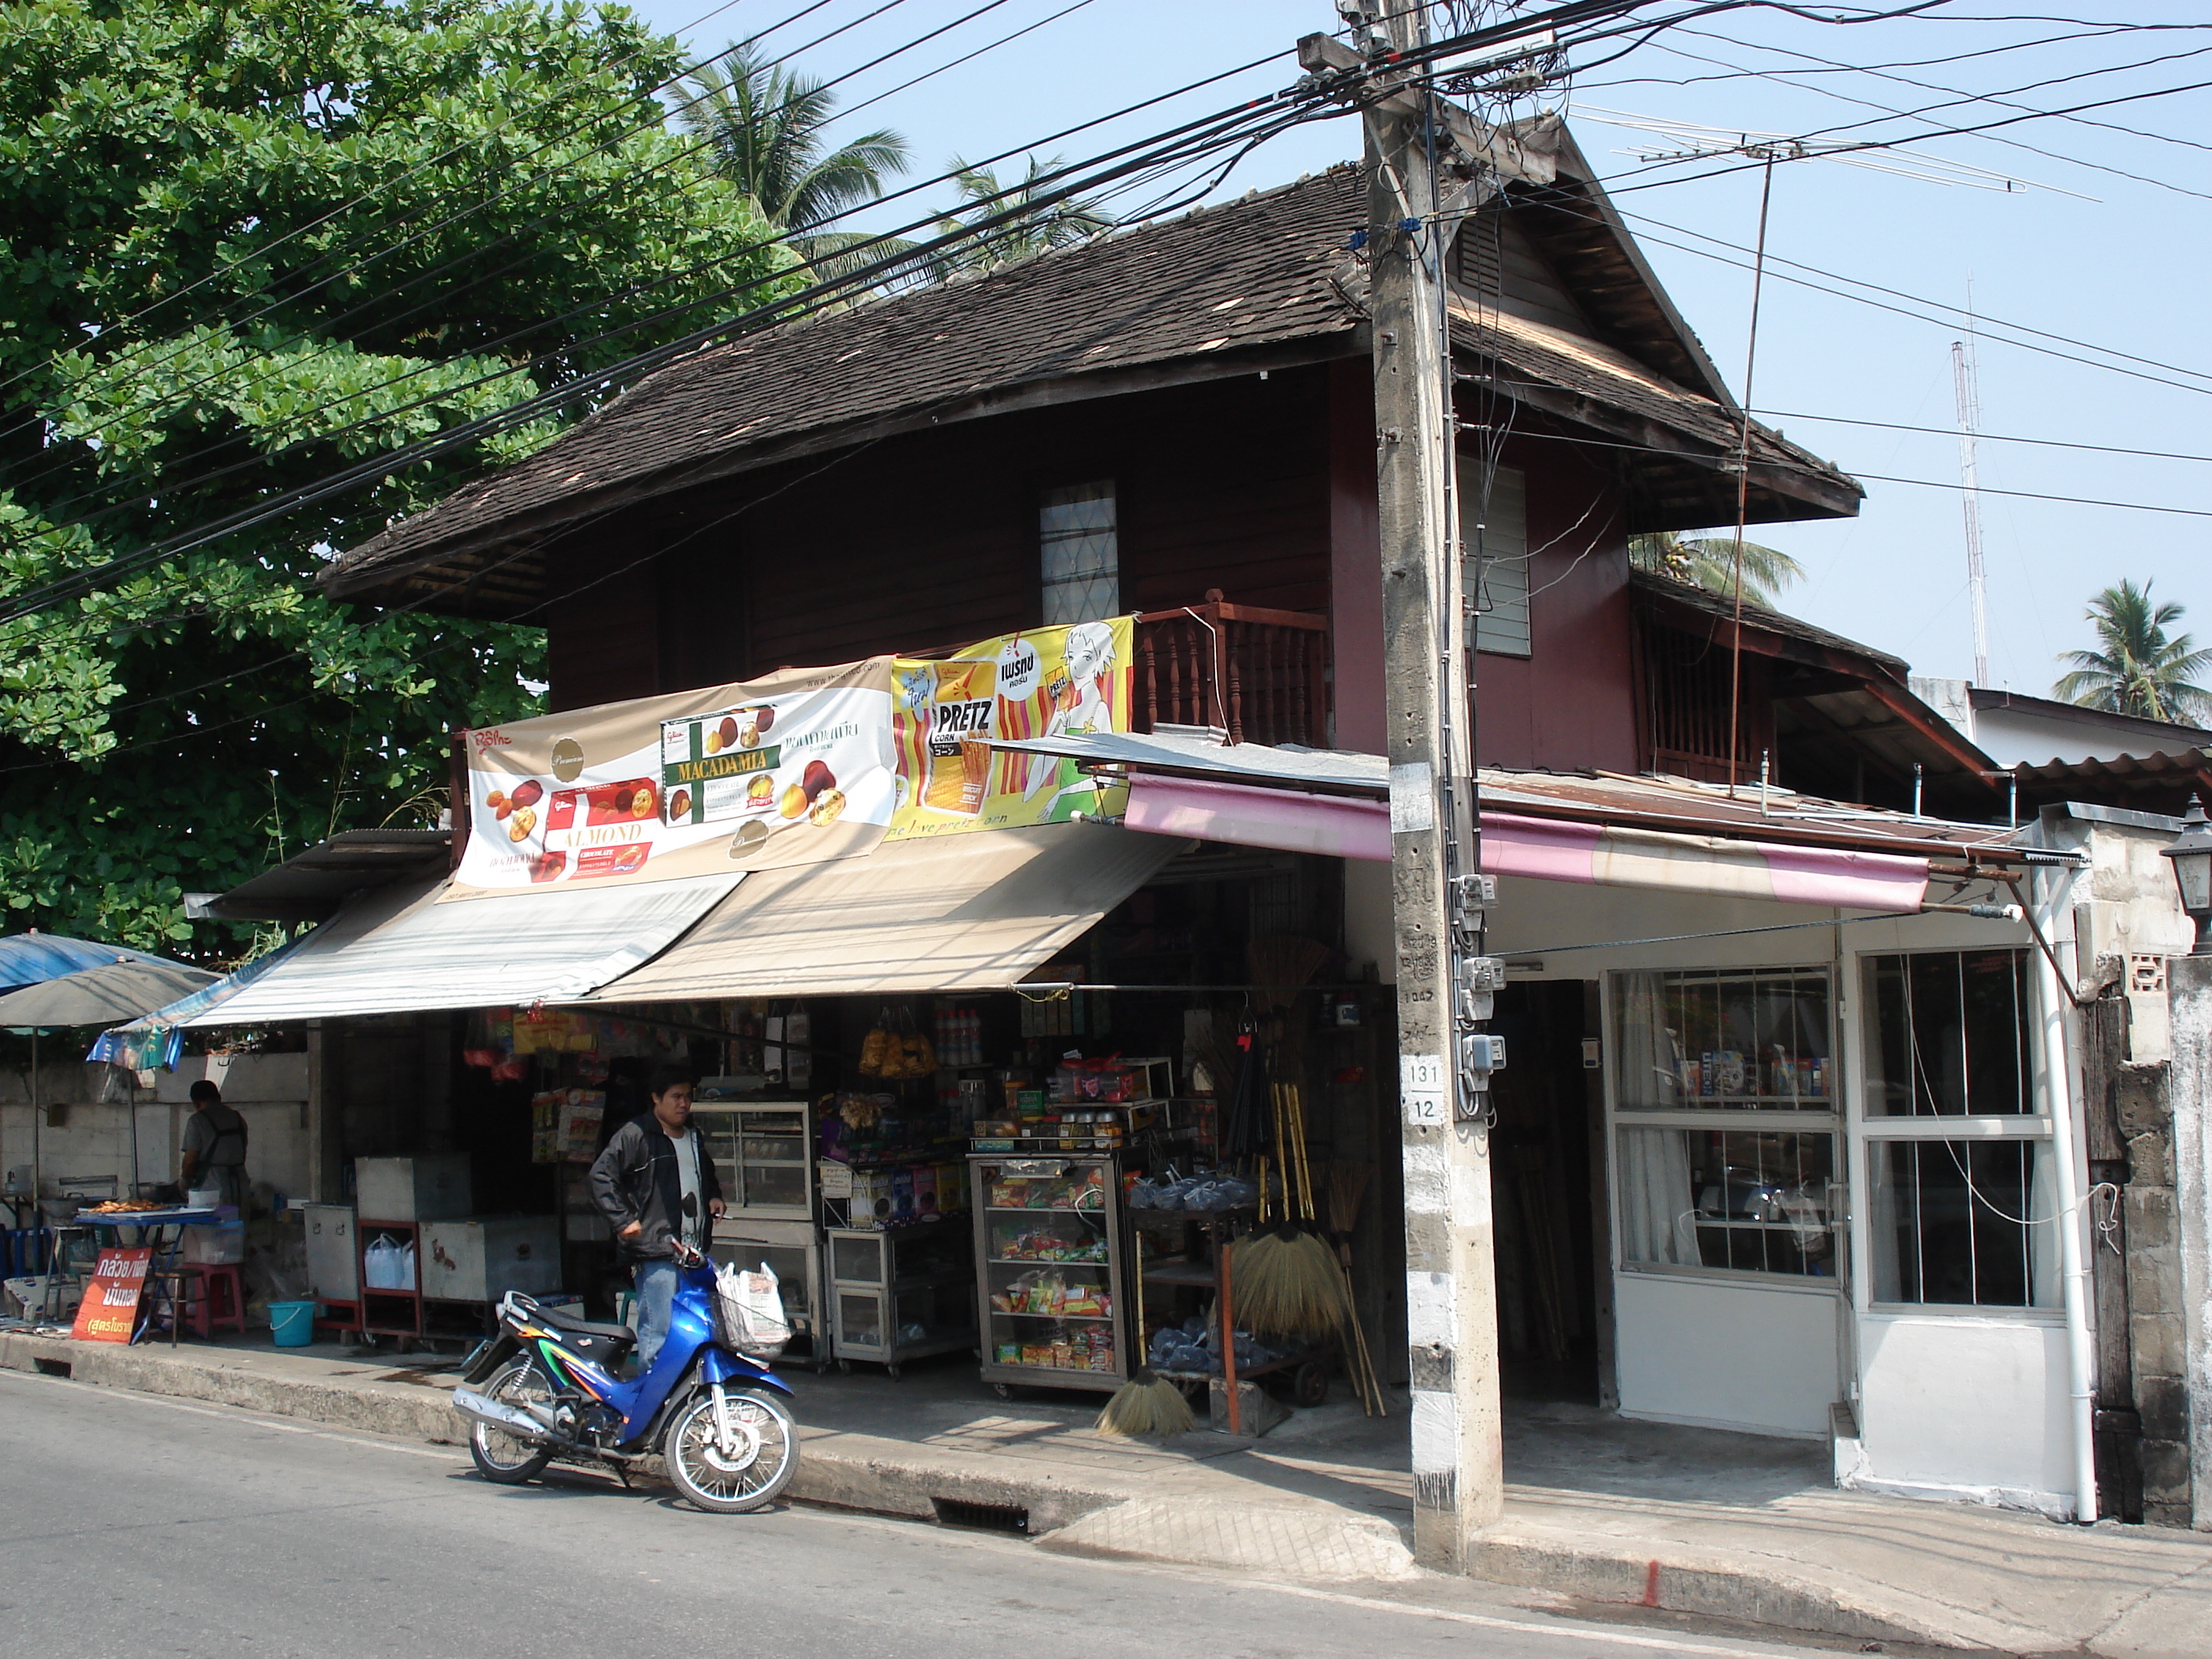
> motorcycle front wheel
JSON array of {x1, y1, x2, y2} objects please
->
[
  {"x1": 468, "y1": 1357, "x2": 555, "y2": 1485},
  {"x1": 665, "y1": 1386, "x2": 799, "y2": 1514}
]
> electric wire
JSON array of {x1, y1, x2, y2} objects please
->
[
  {"x1": 1751, "y1": 411, "x2": 2212, "y2": 467},
  {"x1": 0, "y1": 53, "x2": 1364, "y2": 751},
  {"x1": 0, "y1": 0, "x2": 855, "y2": 408},
  {"x1": 1, "y1": 33, "x2": 1320, "y2": 614},
  {"x1": 3, "y1": 0, "x2": 1038, "y2": 520},
  {"x1": 3, "y1": 0, "x2": 1712, "y2": 625}
]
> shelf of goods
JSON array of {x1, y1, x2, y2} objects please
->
[
  {"x1": 970, "y1": 1152, "x2": 1126, "y2": 1397},
  {"x1": 826, "y1": 1219, "x2": 976, "y2": 1376}
]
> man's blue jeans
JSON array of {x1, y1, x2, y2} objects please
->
[{"x1": 633, "y1": 1258, "x2": 679, "y2": 1372}]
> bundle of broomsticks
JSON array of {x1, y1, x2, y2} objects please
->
[{"x1": 1234, "y1": 1080, "x2": 1386, "y2": 1415}]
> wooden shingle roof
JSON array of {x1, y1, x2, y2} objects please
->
[{"x1": 325, "y1": 163, "x2": 1859, "y2": 610}]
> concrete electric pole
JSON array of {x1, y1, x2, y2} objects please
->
[{"x1": 1303, "y1": 2, "x2": 1533, "y2": 1567}]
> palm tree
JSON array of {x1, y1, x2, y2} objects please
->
[
  {"x1": 922, "y1": 155, "x2": 1114, "y2": 279},
  {"x1": 2053, "y1": 578, "x2": 2212, "y2": 723},
  {"x1": 1628, "y1": 531, "x2": 1804, "y2": 609},
  {"x1": 674, "y1": 43, "x2": 910, "y2": 282}
]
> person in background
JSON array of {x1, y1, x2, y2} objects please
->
[
  {"x1": 179, "y1": 1079, "x2": 248, "y2": 1209},
  {"x1": 587, "y1": 1065, "x2": 724, "y2": 1371}
]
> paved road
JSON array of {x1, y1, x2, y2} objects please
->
[{"x1": 0, "y1": 1368, "x2": 1846, "y2": 1659}]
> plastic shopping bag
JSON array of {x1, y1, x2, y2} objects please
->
[{"x1": 712, "y1": 1259, "x2": 792, "y2": 1357}]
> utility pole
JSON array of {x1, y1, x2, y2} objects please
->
[
  {"x1": 1306, "y1": 2, "x2": 1515, "y2": 1567},
  {"x1": 1952, "y1": 302, "x2": 1990, "y2": 689}
]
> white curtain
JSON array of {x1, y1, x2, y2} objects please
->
[
  {"x1": 1619, "y1": 1129, "x2": 1701, "y2": 1266},
  {"x1": 1613, "y1": 973, "x2": 1701, "y2": 1266}
]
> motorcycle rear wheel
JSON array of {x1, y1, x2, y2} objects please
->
[
  {"x1": 469, "y1": 1358, "x2": 555, "y2": 1485},
  {"x1": 665, "y1": 1387, "x2": 799, "y2": 1514}
]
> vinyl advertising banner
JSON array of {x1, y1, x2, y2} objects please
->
[
  {"x1": 888, "y1": 618, "x2": 1133, "y2": 840},
  {"x1": 451, "y1": 659, "x2": 895, "y2": 897}
]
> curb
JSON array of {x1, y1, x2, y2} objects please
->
[
  {"x1": 0, "y1": 1333, "x2": 2046, "y2": 1648},
  {"x1": 1, "y1": 1331, "x2": 459, "y2": 1445},
  {"x1": 0, "y1": 1331, "x2": 1125, "y2": 1534},
  {"x1": 1467, "y1": 1532, "x2": 1943, "y2": 1648}
]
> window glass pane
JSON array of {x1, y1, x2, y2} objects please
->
[
  {"x1": 1612, "y1": 969, "x2": 1833, "y2": 1109},
  {"x1": 1041, "y1": 482, "x2": 1118, "y2": 624},
  {"x1": 1618, "y1": 1126, "x2": 1838, "y2": 1279},
  {"x1": 1871, "y1": 1140, "x2": 2056, "y2": 1306},
  {"x1": 1465, "y1": 463, "x2": 1529, "y2": 657},
  {"x1": 1862, "y1": 949, "x2": 2031, "y2": 1115}
]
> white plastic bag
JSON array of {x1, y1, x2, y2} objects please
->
[{"x1": 712, "y1": 1259, "x2": 791, "y2": 1357}]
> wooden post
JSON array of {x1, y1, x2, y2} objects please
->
[{"x1": 1348, "y1": 9, "x2": 1506, "y2": 1566}]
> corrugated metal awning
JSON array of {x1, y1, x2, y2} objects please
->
[
  {"x1": 573, "y1": 822, "x2": 1178, "y2": 1004},
  {"x1": 178, "y1": 874, "x2": 741, "y2": 1025}
]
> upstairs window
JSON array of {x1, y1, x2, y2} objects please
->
[
  {"x1": 1464, "y1": 463, "x2": 1529, "y2": 657},
  {"x1": 1040, "y1": 482, "x2": 1119, "y2": 624}
]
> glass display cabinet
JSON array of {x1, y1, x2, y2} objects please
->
[{"x1": 969, "y1": 1152, "x2": 1126, "y2": 1397}]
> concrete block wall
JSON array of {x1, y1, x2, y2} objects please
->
[
  {"x1": 2169, "y1": 955, "x2": 2212, "y2": 1531},
  {"x1": 2117, "y1": 1060, "x2": 2191, "y2": 1526},
  {"x1": 1, "y1": 1052, "x2": 311, "y2": 1204}
]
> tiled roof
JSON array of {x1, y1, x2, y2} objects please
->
[
  {"x1": 325, "y1": 164, "x2": 1861, "y2": 602},
  {"x1": 328, "y1": 170, "x2": 1375, "y2": 595},
  {"x1": 1631, "y1": 566, "x2": 1907, "y2": 679}
]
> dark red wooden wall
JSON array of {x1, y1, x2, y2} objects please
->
[{"x1": 537, "y1": 359, "x2": 1641, "y2": 779}]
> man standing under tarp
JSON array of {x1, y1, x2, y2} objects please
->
[
  {"x1": 179, "y1": 1079, "x2": 248, "y2": 1208},
  {"x1": 587, "y1": 1066, "x2": 724, "y2": 1370}
]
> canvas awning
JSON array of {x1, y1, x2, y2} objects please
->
[
  {"x1": 571, "y1": 822, "x2": 1180, "y2": 1004},
  {"x1": 175, "y1": 874, "x2": 742, "y2": 1026}
]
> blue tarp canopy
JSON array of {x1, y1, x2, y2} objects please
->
[{"x1": 0, "y1": 932, "x2": 189, "y2": 994}]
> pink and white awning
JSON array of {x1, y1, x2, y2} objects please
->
[{"x1": 1122, "y1": 775, "x2": 1929, "y2": 913}]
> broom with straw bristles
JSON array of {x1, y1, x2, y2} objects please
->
[
  {"x1": 1232, "y1": 1080, "x2": 1355, "y2": 1338},
  {"x1": 1095, "y1": 1232, "x2": 1194, "y2": 1438}
]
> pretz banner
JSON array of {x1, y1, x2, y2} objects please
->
[
  {"x1": 452, "y1": 660, "x2": 896, "y2": 896},
  {"x1": 888, "y1": 618, "x2": 1133, "y2": 840}
]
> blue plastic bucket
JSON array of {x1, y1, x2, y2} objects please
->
[{"x1": 269, "y1": 1300, "x2": 317, "y2": 1348}]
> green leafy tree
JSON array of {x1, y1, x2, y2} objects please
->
[
  {"x1": 673, "y1": 39, "x2": 910, "y2": 284},
  {"x1": 924, "y1": 154, "x2": 1114, "y2": 278},
  {"x1": 0, "y1": 0, "x2": 797, "y2": 954},
  {"x1": 2053, "y1": 578, "x2": 2212, "y2": 723},
  {"x1": 1628, "y1": 531, "x2": 1804, "y2": 609}
]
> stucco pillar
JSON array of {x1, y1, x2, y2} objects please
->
[{"x1": 2168, "y1": 955, "x2": 2212, "y2": 1528}]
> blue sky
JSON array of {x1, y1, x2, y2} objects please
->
[{"x1": 622, "y1": 0, "x2": 2212, "y2": 698}]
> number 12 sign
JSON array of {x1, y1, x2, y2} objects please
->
[{"x1": 1401, "y1": 1053, "x2": 1448, "y2": 1126}]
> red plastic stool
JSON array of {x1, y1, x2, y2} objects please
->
[{"x1": 181, "y1": 1264, "x2": 247, "y2": 1338}]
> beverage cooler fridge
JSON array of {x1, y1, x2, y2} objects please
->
[
  {"x1": 695, "y1": 1099, "x2": 827, "y2": 1369},
  {"x1": 970, "y1": 1153, "x2": 1126, "y2": 1397}
]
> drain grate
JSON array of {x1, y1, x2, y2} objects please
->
[
  {"x1": 33, "y1": 1358, "x2": 71, "y2": 1379},
  {"x1": 931, "y1": 1496, "x2": 1030, "y2": 1534}
]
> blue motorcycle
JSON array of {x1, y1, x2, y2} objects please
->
[{"x1": 452, "y1": 1244, "x2": 799, "y2": 1513}]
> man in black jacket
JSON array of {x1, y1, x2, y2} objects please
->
[{"x1": 587, "y1": 1066, "x2": 724, "y2": 1369}]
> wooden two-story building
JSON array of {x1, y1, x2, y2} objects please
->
[{"x1": 295, "y1": 136, "x2": 2177, "y2": 1522}]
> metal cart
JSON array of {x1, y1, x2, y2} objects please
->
[{"x1": 825, "y1": 1218, "x2": 975, "y2": 1375}]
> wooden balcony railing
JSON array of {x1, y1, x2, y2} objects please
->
[{"x1": 1134, "y1": 591, "x2": 1329, "y2": 748}]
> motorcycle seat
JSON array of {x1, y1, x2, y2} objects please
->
[{"x1": 531, "y1": 1304, "x2": 635, "y2": 1346}]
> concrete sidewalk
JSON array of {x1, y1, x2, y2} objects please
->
[{"x1": 5, "y1": 1328, "x2": 2207, "y2": 1655}]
